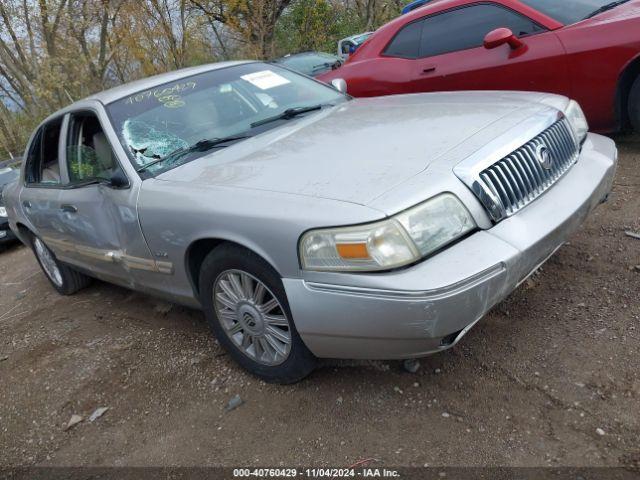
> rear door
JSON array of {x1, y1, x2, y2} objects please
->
[
  {"x1": 382, "y1": 3, "x2": 570, "y2": 96},
  {"x1": 19, "y1": 117, "x2": 66, "y2": 249}
]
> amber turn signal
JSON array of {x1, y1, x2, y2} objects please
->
[{"x1": 336, "y1": 243, "x2": 370, "y2": 259}]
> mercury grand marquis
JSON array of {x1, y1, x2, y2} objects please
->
[{"x1": 2, "y1": 61, "x2": 617, "y2": 383}]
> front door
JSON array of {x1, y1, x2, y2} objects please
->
[{"x1": 53, "y1": 110, "x2": 150, "y2": 287}]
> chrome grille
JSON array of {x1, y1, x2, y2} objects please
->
[{"x1": 479, "y1": 119, "x2": 579, "y2": 220}]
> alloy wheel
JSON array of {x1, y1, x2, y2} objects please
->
[{"x1": 213, "y1": 269, "x2": 292, "y2": 366}]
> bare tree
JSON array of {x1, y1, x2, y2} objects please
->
[
  {"x1": 350, "y1": 0, "x2": 402, "y2": 30},
  {"x1": 0, "y1": 0, "x2": 400, "y2": 155},
  {"x1": 67, "y1": 0, "x2": 126, "y2": 89},
  {"x1": 190, "y1": 0, "x2": 292, "y2": 59},
  {"x1": 0, "y1": 0, "x2": 123, "y2": 153}
]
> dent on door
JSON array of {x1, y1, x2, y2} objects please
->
[{"x1": 45, "y1": 186, "x2": 173, "y2": 285}]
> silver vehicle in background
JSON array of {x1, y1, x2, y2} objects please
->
[{"x1": 2, "y1": 61, "x2": 617, "y2": 383}]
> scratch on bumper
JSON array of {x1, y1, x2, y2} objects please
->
[{"x1": 305, "y1": 263, "x2": 506, "y2": 301}]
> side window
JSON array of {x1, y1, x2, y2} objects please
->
[
  {"x1": 25, "y1": 117, "x2": 63, "y2": 185},
  {"x1": 419, "y1": 4, "x2": 546, "y2": 58},
  {"x1": 65, "y1": 112, "x2": 123, "y2": 184},
  {"x1": 24, "y1": 128, "x2": 43, "y2": 185},
  {"x1": 384, "y1": 20, "x2": 423, "y2": 59}
]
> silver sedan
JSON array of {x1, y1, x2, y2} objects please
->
[{"x1": 2, "y1": 61, "x2": 617, "y2": 383}]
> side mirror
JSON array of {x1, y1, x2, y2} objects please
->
[
  {"x1": 108, "y1": 169, "x2": 130, "y2": 189},
  {"x1": 331, "y1": 78, "x2": 348, "y2": 94},
  {"x1": 484, "y1": 28, "x2": 524, "y2": 50}
]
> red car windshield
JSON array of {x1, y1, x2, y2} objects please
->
[{"x1": 519, "y1": 0, "x2": 631, "y2": 24}]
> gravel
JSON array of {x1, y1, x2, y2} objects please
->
[{"x1": 0, "y1": 133, "x2": 638, "y2": 467}]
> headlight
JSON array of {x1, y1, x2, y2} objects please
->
[
  {"x1": 0, "y1": 206, "x2": 7, "y2": 217},
  {"x1": 299, "y1": 193, "x2": 476, "y2": 272},
  {"x1": 565, "y1": 100, "x2": 588, "y2": 145}
]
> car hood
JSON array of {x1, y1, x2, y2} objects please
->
[{"x1": 157, "y1": 91, "x2": 562, "y2": 206}]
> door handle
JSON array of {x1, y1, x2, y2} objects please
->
[
  {"x1": 60, "y1": 204, "x2": 78, "y2": 214},
  {"x1": 22, "y1": 200, "x2": 32, "y2": 209},
  {"x1": 422, "y1": 65, "x2": 437, "y2": 74}
]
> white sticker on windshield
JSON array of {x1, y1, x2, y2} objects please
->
[{"x1": 241, "y1": 70, "x2": 290, "y2": 90}]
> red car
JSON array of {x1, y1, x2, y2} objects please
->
[{"x1": 318, "y1": 0, "x2": 640, "y2": 133}]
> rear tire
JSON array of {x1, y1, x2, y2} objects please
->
[
  {"x1": 30, "y1": 235, "x2": 91, "y2": 295},
  {"x1": 199, "y1": 244, "x2": 317, "y2": 384},
  {"x1": 629, "y1": 75, "x2": 640, "y2": 132}
]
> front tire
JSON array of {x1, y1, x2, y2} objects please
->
[
  {"x1": 629, "y1": 75, "x2": 640, "y2": 132},
  {"x1": 31, "y1": 235, "x2": 91, "y2": 295},
  {"x1": 199, "y1": 244, "x2": 317, "y2": 384}
]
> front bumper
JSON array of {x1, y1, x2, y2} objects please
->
[{"x1": 283, "y1": 133, "x2": 617, "y2": 359}]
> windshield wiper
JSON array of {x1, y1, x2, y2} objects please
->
[
  {"x1": 583, "y1": 0, "x2": 630, "y2": 19},
  {"x1": 250, "y1": 104, "x2": 329, "y2": 128},
  {"x1": 136, "y1": 134, "x2": 251, "y2": 173},
  {"x1": 311, "y1": 62, "x2": 341, "y2": 74}
]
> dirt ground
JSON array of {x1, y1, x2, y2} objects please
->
[{"x1": 1, "y1": 134, "x2": 639, "y2": 469}]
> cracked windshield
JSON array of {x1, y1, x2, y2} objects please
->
[{"x1": 107, "y1": 62, "x2": 347, "y2": 175}]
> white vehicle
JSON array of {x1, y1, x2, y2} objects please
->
[{"x1": 337, "y1": 32, "x2": 373, "y2": 60}]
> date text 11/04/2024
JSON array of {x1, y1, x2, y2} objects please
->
[{"x1": 232, "y1": 468, "x2": 401, "y2": 478}]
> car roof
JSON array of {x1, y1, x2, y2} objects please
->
[
  {"x1": 34, "y1": 60, "x2": 264, "y2": 131},
  {"x1": 0, "y1": 159, "x2": 20, "y2": 170},
  {"x1": 375, "y1": 0, "x2": 561, "y2": 37},
  {"x1": 84, "y1": 60, "x2": 253, "y2": 105}
]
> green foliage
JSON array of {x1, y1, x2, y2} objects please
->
[
  {"x1": 69, "y1": 162, "x2": 97, "y2": 181},
  {"x1": 66, "y1": 146, "x2": 100, "y2": 181},
  {"x1": 274, "y1": 0, "x2": 363, "y2": 55}
]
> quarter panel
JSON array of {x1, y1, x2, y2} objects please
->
[{"x1": 556, "y1": 8, "x2": 640, "y2": 131}]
